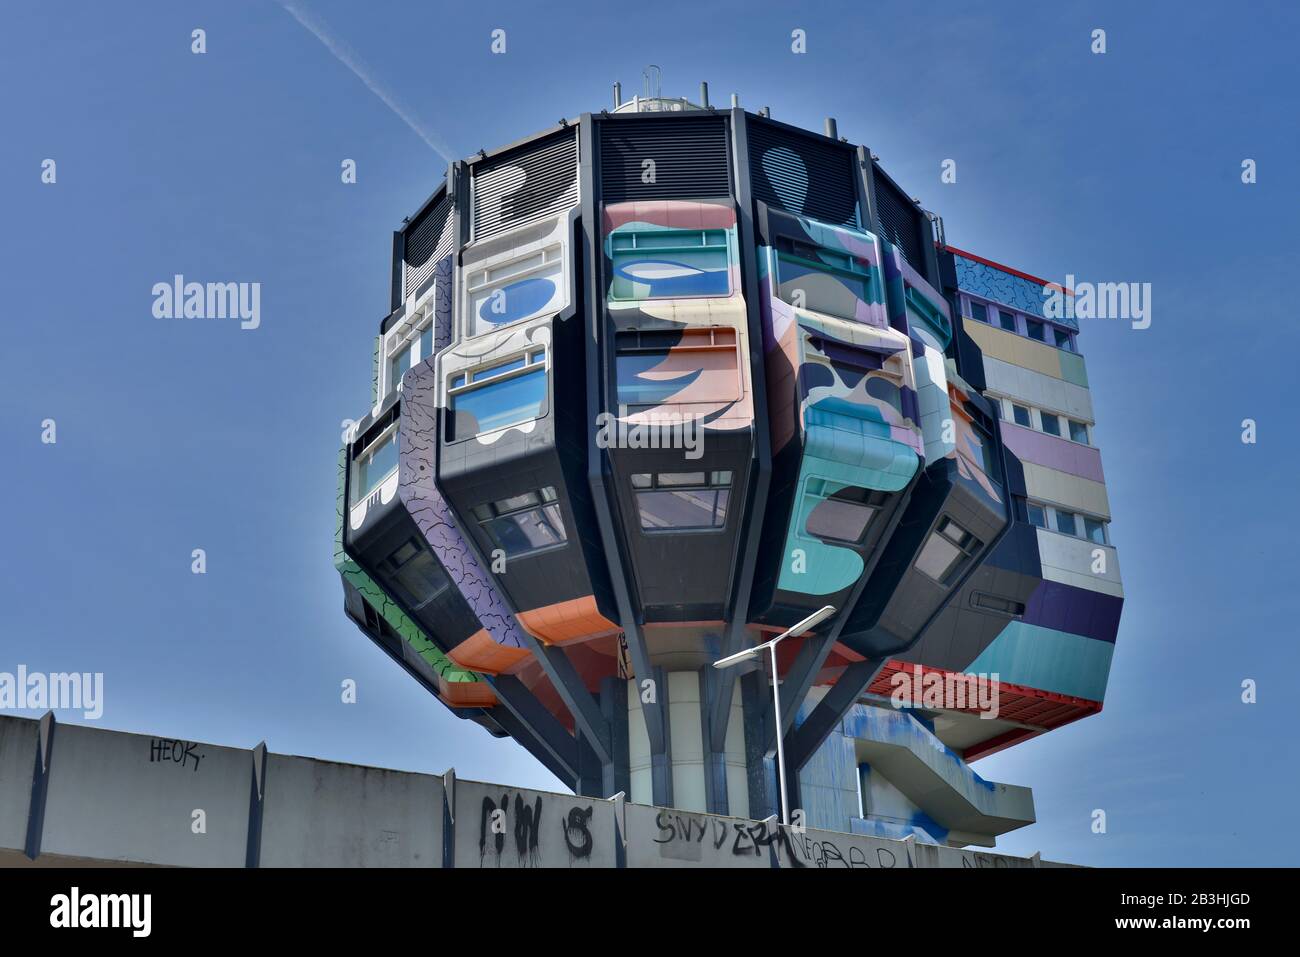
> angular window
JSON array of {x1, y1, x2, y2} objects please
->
[
  {"x1": 633, "y1": 471, "x2": 731, "y2": 531},
  {"x1": 1012, "y1": 404, "x2": 1032, "y2": 428},
  {"x1": 352, "y1": 428, "x2": 399, "y2": 503},
  {"x1": 472, "y1": 487, "x2": 567, "y2": 558},
  {"x1": 419, "y1": 323, "x2": 433, "y2": 363},
  {"x1": 389, "y1": 344, "x2": 412, "y2": 392},
  {"x1": 466, "y1": 244, "x2": 564, "y2": 338},
  {"x1": 1026, "y1": 503, "x2": 1047, "y2": 528},
  {"x1": 804, "y1": 484, "x2": 883, "y2": 545},
  {"x1": 1084, "y1": 517, "x2": 1108, "y2": 545},
  {"x1": 447, "y1": 351, "x2": 547, "y2": 440},
  {"x1": 998, "y1": 310, "x2": 1017, "y2": 332},
  {"x1": 615, "y1": 328, "x2": 739, "y2": 407},
  {"x1": 914, "y1": 516, "x2": 983, "y2": 587},
  {"x1": 1069, "y1": 419, "x2": 1089, "y2": 444},
  {"x1": 1026, "y1": 319, "x2": 1046, "y2": 342},
  {"x1": 1054, "y1": 510, "x2": 1078, "y2": 536},
  {"x1": 379, "y1": 537, "x2": 450, "y2": 612},
  {"x1": 1040, "y1": 413, "x2": 1062, "y2": 437},
  {"x1": 968, "y1": 300, "x2": 988, "y2": 323},
  {"x1": 609, "y1": 229, "x2": 731, "y2": 300},
  {"x1": 776, "y1": 243, "x2": 876, "y2": 322},
  {"x1": 1053, "y1": 327, "x2": 1074, "y2": 351}
]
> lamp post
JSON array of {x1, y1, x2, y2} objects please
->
[{"x1": 712, "y1": 605, "x2": 835, "y2": 825}]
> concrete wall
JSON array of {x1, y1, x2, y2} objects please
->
[
  {"x1": 453, "y1": 779, "x2": 614, "y2": 868},
  {"x1": 39, "y1": 723, "x2": 252, "y2": 867},
  {"x1": 1, "y1": 715, "x2": 1067, "y2": 868},
  {"x1": 260, "y1": 755, "x2": 442, "y2": 867},
  {"x1": 0, "y1": 717, "x2": 37, "y2": 854},
  {"x1": 624, "y1": 803, "x2": 917, "y2": 869}
]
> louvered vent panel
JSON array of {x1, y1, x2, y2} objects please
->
[
  {"x1": 874, "y1": 174, "x2": 925, "y2": 271},
  {"x1": 403, "y1": 192, "x2": 451, "y2": 299},
  {"x1": 599, "y1": 117, "x2": 731, "y2": 201},
  {"x1": 747, "y1": 121, "x2": 859, "y2": 227},
  {"x1": 471, "y1": 131, "x2": 578, "y2": 241}
]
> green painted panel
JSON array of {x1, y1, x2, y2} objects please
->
[
  {"x1": 334, "y1": 446, "x2": 482, "y2": 686},
  {"x1": 1059, "y1": 350, "x2": 1089, "y2": 388}
]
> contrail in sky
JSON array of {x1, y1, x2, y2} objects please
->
[{"x1": 273, "y1": 0, "x2": 457, "y2": 164}]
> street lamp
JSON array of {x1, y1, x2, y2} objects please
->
[{"x1": 712, "y1": 604, "x2": 835, "y2": 825}]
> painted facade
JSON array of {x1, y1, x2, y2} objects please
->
[{"x1": 332, "y1": 96, "x2": 1125, "y2": 849}]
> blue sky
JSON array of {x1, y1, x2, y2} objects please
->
[{"x1": 2, "y1": 0, "x2": 1297, "y2": 866}]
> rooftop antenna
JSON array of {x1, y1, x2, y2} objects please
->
[
  {"x1": 613, "y1": 81, "x2": 622, "y2": 109},
  {"x1": 642, "y1": 64, "x2": 662, "y2": 101}
]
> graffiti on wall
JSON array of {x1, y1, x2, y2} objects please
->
[{"x1": 457, "y1": 782, "x2": 612, "y2": 869}]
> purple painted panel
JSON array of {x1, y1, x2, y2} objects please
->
[
  {"x1": 1023, "y1": 579, "x2": 1122, "y2": 644},
  {"x1": 1001, "y1": 422, "x2": 1106, "y2": 483},
  {"x1": 398, "y1": 360, "x2": 527, "y2": 654}
]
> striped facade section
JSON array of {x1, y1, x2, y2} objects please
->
[{"x1": 952, "y1": 247, "x2": 1123, "y2": 714}]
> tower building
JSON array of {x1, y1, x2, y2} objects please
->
[{"x1": 334, "y1": 88, "x2": 1123, "y2": 848}]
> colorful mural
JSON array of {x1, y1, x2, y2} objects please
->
[
  {"x1": 603, "y1": 199, "x2": 752, "y2": 433},
  {"x1": 334, "y1": 105, "x2": 1124, "y2": 844}
]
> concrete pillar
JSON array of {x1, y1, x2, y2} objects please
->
[{"x1": 627, "y1": 671, "x2": 746, "y2": 813}]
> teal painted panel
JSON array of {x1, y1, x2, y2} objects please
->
[
  {"x1": 1059, "y1": 350, "x2": 1089, "y2": 388},
  {"x1": 805, "y1": 410, "x2": 918, "y2": 490},
  {"x1": 966, "y1": 623, "x2": 1114, "y2": 702}
]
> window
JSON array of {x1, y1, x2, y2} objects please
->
[
  {"x1": 419, "y1": 324, "x2": 433, "y2": 363},
  {"x1": 1012, "y1": 404, "x2": 1031, "y2": 428},
  {"x1": 633, "y1": 471, "x2": 731, "y2": 531},
  {"x1": 447, "y1": 351, "x2": 547, "y2": 440},
  {"x1": 1026, "y1": 319, "x2": 1046, "y2": 342},
  {"x1": 972, "y1": 593, "x2": 1025, "y2": 617},
  {"x1": 1053, "y1": 327, "x2": 1074, "y2": 352},
  {"x1": 968, "y1": 300, "x2": 988, "y2": 323},
  {"x1": 1040, "y1": 413, "x2": 1062, "y2": 437},
  {"x1": 804, "y1": 484, "x2": 883, "y2": 545},
  {"x1": 352, "y1": 428, "x2": 399, "y2": 503},
  {"x1": 973, "y1": 420, "x2": 999, "y2": 478},
  {"x1": 1084, "y1": 517, "x2": 1107, "y2": 545},
  {"x1": 1026, "y1": 503, "x2": 1047, "y2": 528},
  {"x1": 466, "y1": 245, "x2": 564, "y2": 337},
  {"x1": 610, "y1": 229, "x2": 731, "y2": 300},
  {"x1": 389, "y1": 344, "x2": 412, "y2": 392},
  {"x1": 914, "y1": 516, "x2": 983, "y2": 587},
  {"x1": 998, "y1": 310, "x2": 1017, "y2": 332},
  {"x1": 615, "y1": 328, "x2": 739, "y2": 407},
  {"x1": 1054, "y1": 510, "x2": 1078, "y2": 536},
  {"x1": 1069, "y1": 419, "x2": 1090, "y2": 444},
  {"x1": 472, "y1": 487, "x2": 567, "y2": 558},
  {"x1": 776, "y1": 243, "x2": 875, "y2": 322},
  {"x1": 378, "y1": 537, "x2": 450, "y2": 612}
]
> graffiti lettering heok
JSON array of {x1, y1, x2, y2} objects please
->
[{"x1": 148, "y1": 738, "x2": 204, "y2": 773}]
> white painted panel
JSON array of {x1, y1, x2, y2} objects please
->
[
  {"x1": 1036, "y1": 529, "x2": 1124, "y2": 597},
  {"x1": 40, "y1": 725, "x2": 250, "y2": 867},
  {"x1": 667, "y1": 671, "x2": 706, "y2": 812},
  {"x1": 260, "y1": 755, "x2": 442, "y2": 867},
  {"x1": 0, "y1": 716, "x2": 38, "y2": 852},
  {"x1": 984, "y1": 356, "x2": 1094, "y2": 421}
]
